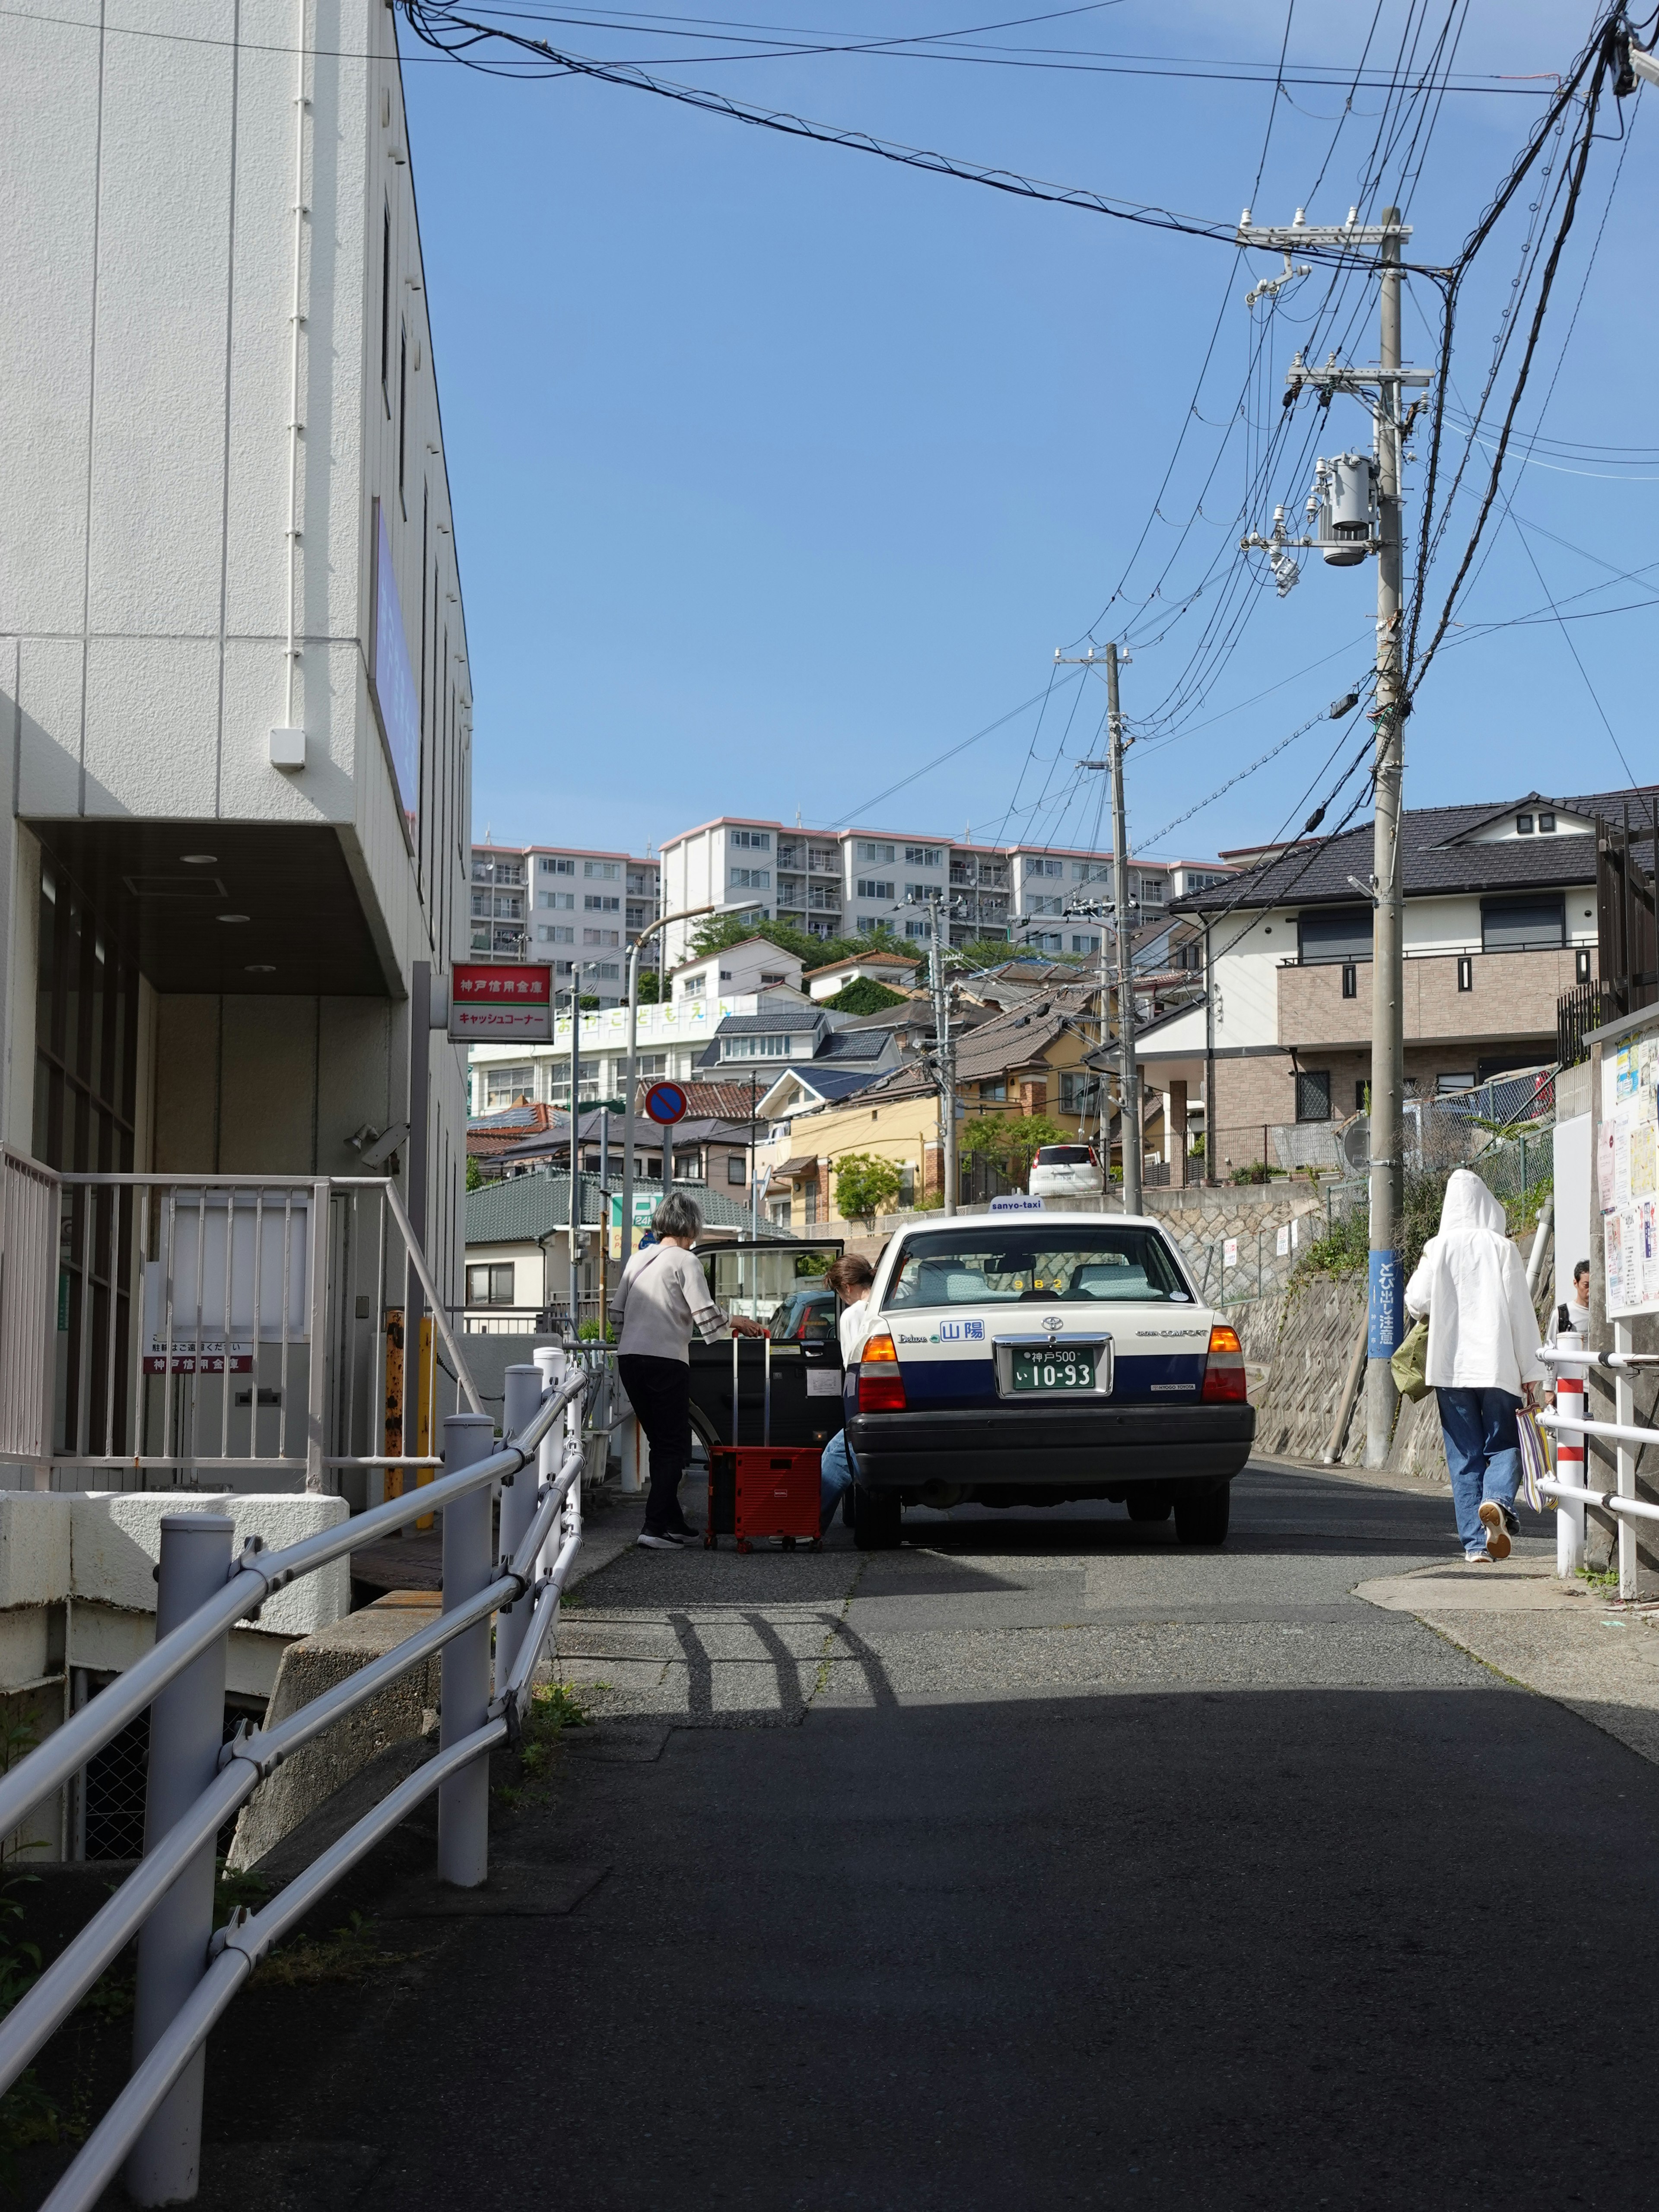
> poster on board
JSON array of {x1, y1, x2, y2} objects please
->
[{"x1": 1600, "y1": 1021, "x2": 1659, "y2": 1319}]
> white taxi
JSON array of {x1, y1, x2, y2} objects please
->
[{"x1": 843, "y1": 1213, "x2": 1252, "y2": 1551}]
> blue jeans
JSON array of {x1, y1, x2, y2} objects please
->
[
  {"x1": 1437, "y1": 1387, "x2": 1522, "y2": 1554},
  {"x1": 820, "y1": 1429, "x2": 857, "y2": 1532}
]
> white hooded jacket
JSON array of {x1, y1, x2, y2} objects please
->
[{"x1": 1403, "y1": 1169, "x2": 1544, "y2": 1396}]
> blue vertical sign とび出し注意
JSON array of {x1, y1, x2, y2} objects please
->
[{"x1": 1367, "y1": 1247, "x2": 1402, "y2": 1359}]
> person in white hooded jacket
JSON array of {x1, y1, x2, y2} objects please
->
[{"x1": 1404, "y1": 1168, "x2": 1545, "y2": 1563}]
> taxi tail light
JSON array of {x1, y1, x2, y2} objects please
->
[
  {"x1": 858, "y1": 1330, "x2": 907, "y2": 1413},
  {"x1": 1201, "y1": 1323, "x2": 1247, "y2": 1403}
]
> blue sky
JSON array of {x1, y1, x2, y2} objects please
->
[{"x1": 403, "y1": 2, "x2": 1656, "y2": 868}]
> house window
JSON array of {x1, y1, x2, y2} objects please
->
[
  {"x1": 682, "y1": 975, "x2": 706, "y2": 998},
  {"x1": 1576, "y1": 947, "x2": 1592, "y2": 982},
  {"x1": 466, "y1": 1264, "x2": 516, "y2": 1307},
  {"x1": 1027, "y1": 896, "x2": 1063, "y2": 917},
  {"x1": 1295, "y1": 1070, "x2": 1332, "y2": 1123},
  {"x1": 1028, "y1": 931, "x2": 1062, "y2": 953},
  {"x1": 1354, "y1": 1081, "x2": 1367, "y2": 1112},
  {"x1": 1072, "y1": 861, "x2": 1109, "y2": 883},
  {"x1": 904, "y1": 846, "x2": 941, "y2": 867},
  {"x1": 1480, "y1": 894, "x2": 1564, "y2": 953},
  {"x1": 1516, "y1": 813, "x2": 1535, "y2": 834},
  {"x1": 1059, "y1": 1070, "x2": 1096, "y2": 1113},
  {"x1": 1071, "y1": 934, "x2": 1099, "y2": 955},
  {"x1": 730, "y1": 868, "x2": 770, "y2": 890},
  {"x1": 905, "y1": 920, "x2": 930, "y2": 938},
  {"x1": 582, "y1": 928, "x2": 620, "y2": 947},
  {"x1": 727, "y1": 1154, "x2": 747, "y2": 1185},
  {"x1": 537, "y1": 925, "x2": 573, "y2": 944},
  {"x1": 584, "y1": 894, "x2": 620, "y2": 912},
  {"x1": 981, "y1": 1080, "x2": 1007, "y2": 1103},
  {"x1": 1436, "y1": 1074, "x2": 1475, "y2": 1097},
  {"x1": 1024, "y1": 857, "x2": 1063, "y2": 879},
  {"x1": 1341, "y1": 962, "x2": 1357, "y2": 999},
  {"x1": 767, "y1": 1198, "x2": 792, "y2": 1228},
  {"x1": 541, "y1": 857, "x2": 575, "y2": 875},
  {"x1": 722, "y1": 1033, "x2": 792, "y2": 1058},
  {"x1": 1297, "y1": 906, "x2": 1373, "y2": 963},
  {"x1": 856, "y1": 879, "x2": 894, "y2": 901},
  {"x1": 857, "y1": 841, "x2": 894, "y2": 864},
  {"x1": 1456, "y1": 956, "x2": 1472, "y2": 992},
  {"x1": 483, "y1": 1065, "x2": 535, "y2": 1107},
  {"x1": 590, "y1": 962, "x2": 620, "y2": 981},
  {"x1": 585, "y1": 860, "x2": 620, "y2": 880},
  {"x1": 1538, "y1": 812, "x2": 1556, "y2": 833},
  {"x1": 542, "y1": 891, "x2": 574, "y2": 910},
  {"x1": 731, "y1": 829, "x2": 772, "y2": 851},
  {"x1": 804, "y1": 1181, "x2": 820, "y2": 1225}
]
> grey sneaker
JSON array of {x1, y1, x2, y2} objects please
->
[{"x1": 636, "y1": 1531, "x2": 681, "y2": 1551}]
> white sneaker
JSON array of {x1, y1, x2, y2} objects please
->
[
  {"x1": 1478, "y1": 1501, "x2": 1512, "y2": 1560},
  {"x1": 1464, "y1": 1547, "x2": 1493, "y2": 1564},
  {"x1": 636, "y1": 1531, "x2": 681, "y2": 1550}
]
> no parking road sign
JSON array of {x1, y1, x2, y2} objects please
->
[{"x1": 644, "y1": 1080, "x2": 689, "y2": 1126}]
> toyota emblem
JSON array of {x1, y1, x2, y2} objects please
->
[{"x1": 1042, "y1": 1316, "x2": 1066, "y2": 1331}]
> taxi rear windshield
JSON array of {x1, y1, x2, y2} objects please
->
[
  {"x1": 884, "y1": 1226, "x2": 1191, "y2": 1310},
  {"x1": 1035, "y1": 1145, "x2": 1094, "y2": 1166}
]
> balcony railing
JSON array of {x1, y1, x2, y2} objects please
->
[{"x1": 5, "y1": 1166, "x2": 480, "y2": 1494}]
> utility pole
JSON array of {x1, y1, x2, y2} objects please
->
[
  {"x1": 1105, "y1": 644, "x2": 1141, "y2": 1217},
  {"x1": 929, "y1": 895, "x2": 957, "y2": 1216},
  {"x1": 1238, "y1": 203, "x2": 1427, "y2": 1466},
  {"x1": 1367, "y1": 213, "x2": 1407, "y2": 1467},
  {"x1": 1058, "y1": 644, "x2": 1138, "y2": 1212}
]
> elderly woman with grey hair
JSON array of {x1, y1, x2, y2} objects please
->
[{"x1": 611, "y1": 1194, "x2": 766, "y2": 1549}]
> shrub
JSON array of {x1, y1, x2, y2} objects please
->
[{"x1": 834, "y1": 1153, "x2": 905, "y2": 1225}]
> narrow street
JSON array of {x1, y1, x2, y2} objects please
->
[{"x1": 189, "y1": 1464, "x2": 1658, "y2": 2211}]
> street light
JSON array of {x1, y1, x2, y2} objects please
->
[{"x1": 618, "y1": 898, "x2": 758, "y2": 1268}]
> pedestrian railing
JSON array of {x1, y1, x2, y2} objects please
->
[
  {"x1": 0, "y1": 1350, "x2": 591, "y2": 2211},
  {"x1": 1538, "y1": 1336, "x2": 1659, "y2": 1591},
  {"x1": 15, "y1": 1171, "x2": 478, "y2": 1493}
]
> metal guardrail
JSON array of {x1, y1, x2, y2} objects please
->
[
  {"x1": 0, "y1": 1351, "x2": 592, "y2": 2211},
  {"x1": 1537, "y1": 1336, "x2": 1659, "y2": 1591},
  {"x1": 19, "y1": 1171, "x2": 480, "y2": 1493}
]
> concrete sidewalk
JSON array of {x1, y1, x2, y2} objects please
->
[{"x1": 1357, "y1": 1554, "x2": 1659, "y2": 1766}]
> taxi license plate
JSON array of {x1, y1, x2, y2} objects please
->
[{"x1": 1011, "y1": 1351, "x2": 1095, "y2": 1393}]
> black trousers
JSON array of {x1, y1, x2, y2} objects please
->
[{"x1": 617, "y1": 1354, "x2": 693, "y2": 1533}]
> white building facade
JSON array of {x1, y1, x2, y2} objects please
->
[
  {"x1": 470, "y1": 841, "x2": 661, "y2": 1003},
  {"x1": 658, "y1": 818, "x2": 1233, "y2": 970},
  {"x1": 2, "y1": 4, "x2": 474, "y2": 1442}
]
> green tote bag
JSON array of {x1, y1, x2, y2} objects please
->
[{"x1": 1389, "y1": 1316, "x2": 1430, "y2": 1403}]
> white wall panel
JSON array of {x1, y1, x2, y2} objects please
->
[
  {"x1": 83, "y1": 636, "x2": 220, "y2": 816},
  {"x1": 0, "y1": 5, "x2": 103, "y2": 639},
  {"x1": 85, "y1": 0, "x2": 237, "y2": 639}
]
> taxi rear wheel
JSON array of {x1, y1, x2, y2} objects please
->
[
  {"x1": 1173, "y1": 1484, "x2": 1230, "y2": 1547},
  {"x1": 853, "y1": 1484, "x2": 903, "y2": 1551}
]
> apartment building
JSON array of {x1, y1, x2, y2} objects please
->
[
  {"x1": 658, "y1": 818, "x2": 1234, "y2": 969},
  {"x1": 1, "y1": 5, "x2": 473, "y2": 1468},
  {"x1": 469, "y1": 842, "x2": 661, "y2": 1005},
  {"x1": 1152, "y1": 787, "x2": 1632, "y2": 1173}
]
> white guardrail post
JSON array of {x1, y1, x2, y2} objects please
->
[
  {"x1": 125, "y1": 1513, "x2": 235, "y2": 2208},
  {"x1": 1555, "y1": 1329, "x2": 1587, "y2": 1576},
  {"x1": 534, "y1": 1343, "x2": 568, "y2": 1578},
  {"x1": 439, "y1": 1412, "x2": 496, "y2": 1889},
  {"x1": 494, "y1": 1366, "x2": 543, "y2": 1695}
]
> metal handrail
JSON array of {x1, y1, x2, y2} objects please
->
[
  {"x1": 0, "y1": 1360, "x2": 583, "y2": 1850},
  {"x1": 0, "y1": 1357, "x2": 594, "y2": 2209}
]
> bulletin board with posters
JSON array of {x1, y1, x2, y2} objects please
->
[{"x1": 1599, "y1": 1014, "x2": 1659, "y2": 1318}]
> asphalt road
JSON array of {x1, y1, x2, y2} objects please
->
[{"x1": 180, "y1": 1463, "x2": 1659, "y2": 2212}]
